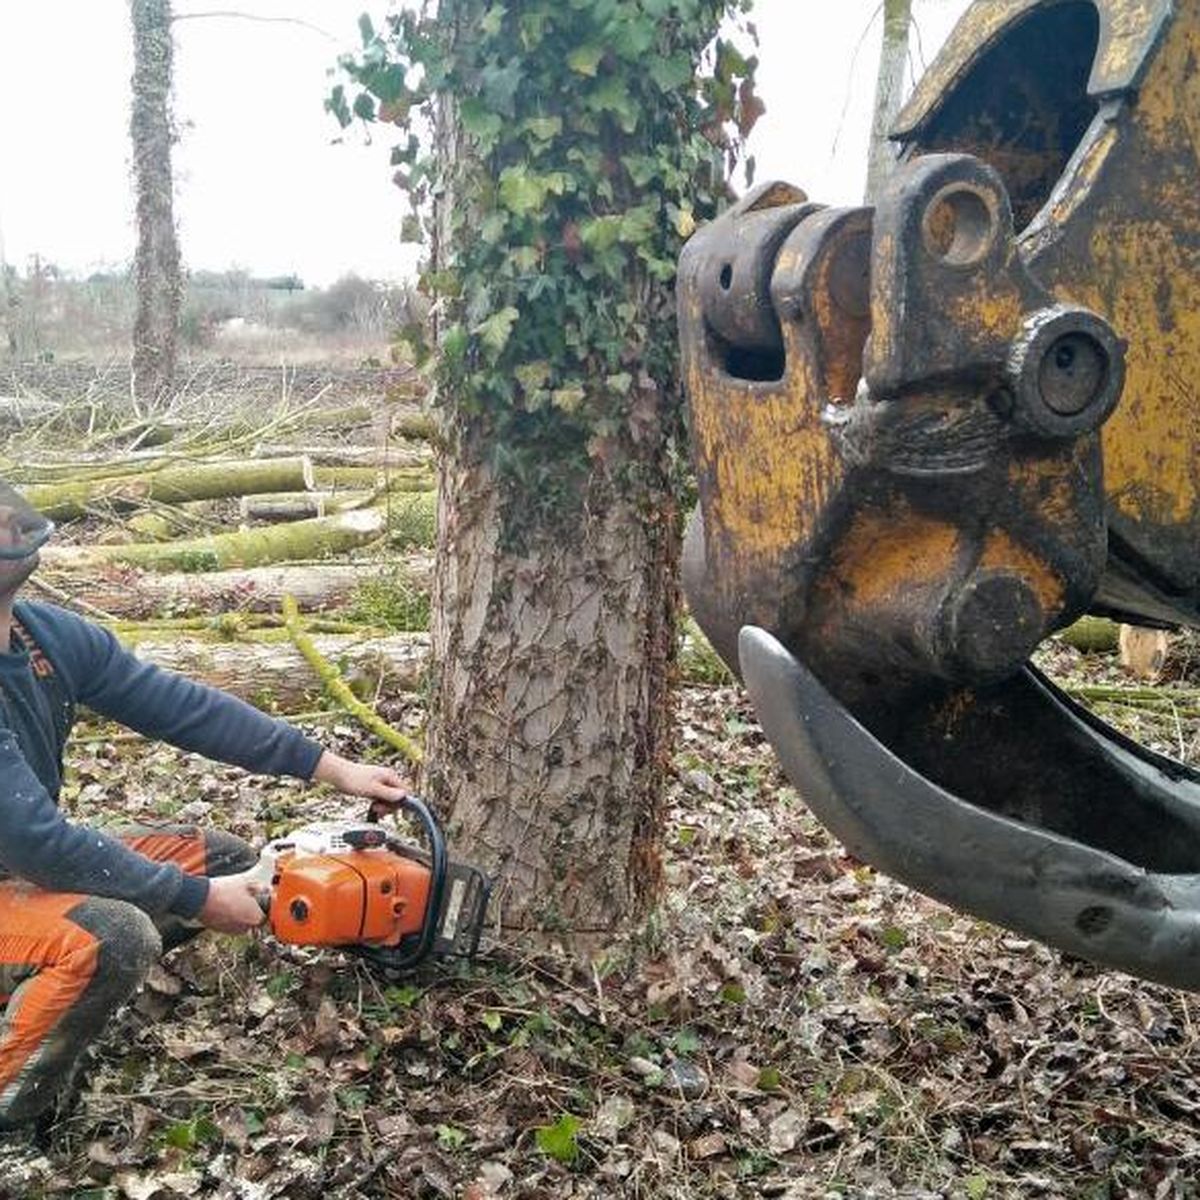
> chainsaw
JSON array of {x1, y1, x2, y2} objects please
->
[{"x1": 257, "y1": 796, "x2": 491, "y2": 973}]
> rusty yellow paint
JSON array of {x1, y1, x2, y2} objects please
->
[
  {"x1": 827, "y1": 505, "x2": 960, "y2": 610},
  {"x1": 894, "y1": 0, "x2": 1170, "y2": 141},
  {"x1": 978, "y1": 528, "x2": 1066, "y2": 616},
  {"x1": 686, "y1": 366, "x2": 842, "y2": 563},
  {"x1": 1040, "y1": 122, "x2": 1118, "y2": 233},
  {"x1": 1006, "y1": 451, "x2": 1085, "y2": 528},
  {"x1": 944, "y1": 287, "x2": 1024, "y2": 342},
  {"x1": 1081, "y1": 16, "x2": 1200, "y2": 528}
]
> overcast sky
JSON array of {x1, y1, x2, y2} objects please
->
[{"x1": 0, "y1": 0, "x2": 969, "y2": 287}]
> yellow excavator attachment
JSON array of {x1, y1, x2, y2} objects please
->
[{"x1": 680, "y1": 0, "x2": 1200, "y2": 988}]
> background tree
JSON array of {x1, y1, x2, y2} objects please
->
[
  {"x1": 864, "y1": 0, "x2": 914, "y2": 203},
  {"x1": 130, "y1": 0, "x2": 182, "y2": 410},
  {"x1": 336, "y1": 1, "x2": 759, "y2": 944}
]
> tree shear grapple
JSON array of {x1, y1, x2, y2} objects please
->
[{"x1": 679, "y1": 0, "x2": 1200, "y2": 987}]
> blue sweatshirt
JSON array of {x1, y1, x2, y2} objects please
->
[{"x1": 0, "y1": 601, "x2": 324, "y2": 918}]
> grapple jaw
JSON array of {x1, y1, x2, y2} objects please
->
[
  {"x1": 739, "y1": 626, "x2": 1200, "y2": 992},
  {"x1": 679, "y1": 0, "x2": 1200, "y2": 986}
]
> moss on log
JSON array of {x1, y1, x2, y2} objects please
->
[
  {"x1": 35, "y1": 558, "x2": 433, "y2": 619},
  {"x1": 44, "y1": 507, "x2": 386, "y2": 572}
]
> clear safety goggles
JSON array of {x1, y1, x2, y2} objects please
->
[{"x1": 0, "y1": 480, "x2": 54, "y2": 560}]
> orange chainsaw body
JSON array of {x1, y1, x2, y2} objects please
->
[{"x1": 270, "y1": 850, "x2": 433, "y2": 948}]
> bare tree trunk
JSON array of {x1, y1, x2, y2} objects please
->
[
  {"x1": 865, "y1": 0, "x2": 914, "y2": 204},
  {"x1": 427, "y1": 453, "x2": 678, "y2": 941},
  {"x1": 130, "y1": 0, "x2": 182, "y2": 411}
]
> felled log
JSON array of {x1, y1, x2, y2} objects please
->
[
  {"x1": 240, "y1": 493, "x2": 332, "y2": 522},
  {"x1": 313, "y1": 465, "x2": 434, "y2": 493},
  {"x1": 21, "y1": 456, "x2": 315, "y2": 521},
  {"x1": 1119, "y1": 624, "x2": 1171, "y2": 680},
  {"x1": 41, "y1": 507, "x2": 386, "y2": 572},
  {"x1": 254, "y1": 445, "x2": 429, "y2": 470},
  {"x1": 35, "y1": 558, "x2": 433, "y2": 619},
  {"x1": 1057, "y1": 616, "x2": 1119, "y2": 653},
  {"x1": 132, "y1": 632, "x2": 429, "y2": 709}
]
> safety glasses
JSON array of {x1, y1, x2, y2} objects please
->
[{"x1": 0, "y1": 481, "x2": 54, "y2": 560}]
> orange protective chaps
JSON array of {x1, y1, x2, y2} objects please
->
[{"x1": 0, "y1": 825, "x2": 254, "y2": 1128}]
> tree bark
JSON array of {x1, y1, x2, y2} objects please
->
[
  {"x1": 130, "y1": 0, "x2": 182, "y2": 410},
  {"x1": 131, "y1": 632, "x2": 427, "y2": 709},
  {"x1": 35, "y1": 558, "x2": 432, "y2": 619},
  {"x1": 864, "y1": 0, "x2": 913, "y2": 205},
  {"x1": 427, "y1": 438, "x2": 679, "y2": 940}
]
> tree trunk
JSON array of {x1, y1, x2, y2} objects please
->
[
  {"x1": 131, "y1": 632, "x2": 427, "y2": 709},
  {"x1": 23, "y1": 456, "x2": 314, "y2": 521},
  {"x1": 427, "y1": 437, "x2": 679, "y2": 940},
  {"x1": 864, "y1": 0, "x2": 913, "y2": 205},
  {"x1": 130, "y1": 0, "x2": 182, "y2": 411}
]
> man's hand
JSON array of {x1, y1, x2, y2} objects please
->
[
  {"x1": 313, "y1": 751, "x2": 411, "y2": 803},
  {"x1": 199, "y1": 874, "x2": 268, "y2": 934}
]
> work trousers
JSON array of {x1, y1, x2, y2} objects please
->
[{"x1": 0, "y1": 824, "x2": 255, "y2": 1128}]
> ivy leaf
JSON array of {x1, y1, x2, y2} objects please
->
[
  {"x1": 480, "y1": 4, "x2": 507, "y2": 37},
  {"x1": 619, "y1": 204, "x2": 658, "y2": 244},
  {"x1": 498, "y1": 166, "x2": 543, "y2": 216},
  {"x1": 480, "y1": 212, "x2": 509, "y2": 245},
  {"x1": 481, "y1": 60, "x2": 524, "y2": 115},
  {"x1": 498, "y1": 166, "x2": 568, "y2": 217},
  {"x1": 579, "y1": 215, "x2": 622, "y2": 253},
  {"x1": 461, "y1": 98, "x2": 504, "y2": 148},
  {"x1": 441, "y1": 324, "x2": 469, "y2": 363},
  {"x1": 437, "y1": 1124, "x2": 468, "y2": 1150},
  {"x1": 673, "y1": 206, "x2": 697, "y2": 238},
  {"x1": 515, "y1": 361, "x2": 553, "y2": 392},
  {"x1": 568, "y1": 44, "x2": 605, "y2": 76},
  {"x1": 325, "y1": 84, "x2": 351, "y2": 128},
  {"x1": 552, "y1": 386, "x2": 586, "y2": 414},
  {"x1": 588, "y1": 76, "x2": 639, "y2": 132},
  {"x1": 609, "y1": 14, "x2": 656, "y2": 59},
  {"x1": 474, "y1": 306, "x2": 521, "y2": 355},
  {"x1": 648, "y1": 53, "x2": 693, "y2": 93},
  {"x1": 523, "y1": 115, "x2": 563, "y2": 142},
  {"x1": 535, "y1": 1113, "x2": 583, "y2": 1164}
]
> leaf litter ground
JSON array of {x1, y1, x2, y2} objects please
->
[{"x1": 3, "y1": 644, "x2": 1200, "y2": 1200}]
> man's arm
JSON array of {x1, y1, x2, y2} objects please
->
[
  {"x1": 0, "y1": 728, "x2": 208, "y2": 917},
  {"x1": 30, "y1": 602, "x2": 416, "y2": 800}
]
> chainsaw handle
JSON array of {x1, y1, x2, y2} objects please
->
[{"x1": 370, "y1": 793, "x2": 448, "y2": 972}]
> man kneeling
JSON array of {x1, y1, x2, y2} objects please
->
[{"x1": 0, "y1": 478, "x2": 408, "y2": 1128}]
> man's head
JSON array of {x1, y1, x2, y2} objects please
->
[{"x1": 0, "y1": 480, "x2": 53, "y2": 600}]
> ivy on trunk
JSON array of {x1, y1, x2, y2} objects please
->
[{"x1": 335, "y1": 0, "x2": 759, "y2": 944}]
